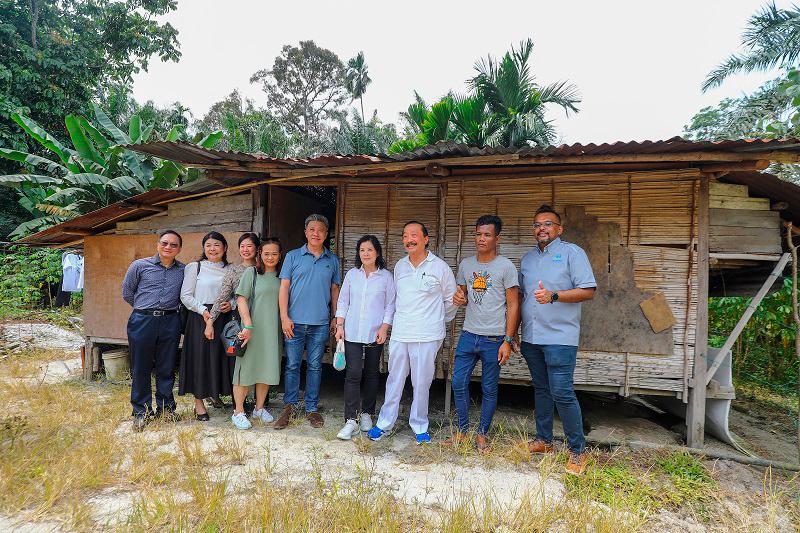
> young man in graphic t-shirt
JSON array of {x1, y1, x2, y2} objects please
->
[{"x1": 448, "y1": 215, "x2": 520, "y2": 452}]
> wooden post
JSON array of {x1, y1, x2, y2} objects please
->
[
  {"x1": 83, "y1": 338, "x2": 94, "y2": 380},
  {"x1": 784, "y1": 223, "x2": 800, "y2": 462},
  {"x1": 251, "y1": 185, "x2": 268, "y2": 237},
  {"x1": 686, "y1": 175, "x2": 709, "y2": 448},
  {"x1": 445, "y1": 181, "x2": 466, "y2": 418}
]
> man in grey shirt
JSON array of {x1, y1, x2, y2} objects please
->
[{"x1": 449, "y1": 215, "x2": 519, "y2": 452}]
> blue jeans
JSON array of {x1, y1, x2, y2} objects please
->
[
  {"x1": 520, "y1": 343, "x2": 585, "y2": 454},
  {"x1": 451, "y1": 331, "x2": 503, "y2": 435},
  {"x1": 283, "y1": 323, "x2": 329, "y2": 412}
]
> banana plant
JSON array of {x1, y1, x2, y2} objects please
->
[{"x1": 0, "y1": 108, "x2": 222, "y2": 238}]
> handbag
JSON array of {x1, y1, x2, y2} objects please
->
[
  {"x1": 333, "y1": 339, "x2": 346, "y2": 371},
  {"x1": 221, "y1": 267, "x2": 258, "y2": 358}
]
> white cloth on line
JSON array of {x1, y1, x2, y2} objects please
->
[
  {"x1": 61, "y1": 253, "x2": 84, "y2": 292},
  {"x1": 376, "y1": 339, "x2": 443, "y2": 434}
]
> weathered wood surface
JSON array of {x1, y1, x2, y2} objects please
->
[
  {"x1": 708, "y1": 180, "x2": 782, "y2": 255},
  {"x1": 115, "y1": 193, "x2": 252, "y2": 234}
]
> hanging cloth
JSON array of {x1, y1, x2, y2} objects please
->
[{"x1": 62, "y1": 252, "x2": 84, "y2": 292}]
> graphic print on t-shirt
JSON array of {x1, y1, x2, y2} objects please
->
[{"x1": 470, "y1": 270, "x2": 492, "y2": 305}]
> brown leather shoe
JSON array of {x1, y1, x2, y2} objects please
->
[
  {"x1": 443, "y1": 431, "x2": 469, "y2": 447},
  {"x1": 475, "y1": 434, "x2": 491, "y2": 454},
  {"x1": 273, "y1": 405, "x2": 295, "y2": 430},
  {"x1": 528, "y1": 439, "x2": 555, "y2": 454},
  {"x1": 307, "y1": 411, "x2": 324, "y2": 428},
  {"x1": 565, "y1": 452, "x2": 588, "y2": 475}
]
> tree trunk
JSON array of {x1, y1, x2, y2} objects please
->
[
  {"x1": 28, "y1": 0, "x2": 40, "y2": 50},
  {"x1": 360, "y1": 96, "x2": 365, "y2": 124}
]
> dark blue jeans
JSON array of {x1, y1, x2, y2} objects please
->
[
  {"x1": 451, "y1": 331, "x2": 503, "y2": 435},
  {"x1": 127, "y1": 311, "x2": 181, "y2": 416},
  {"x1": 283, "y1": 323, "x2": 329, "y2": 412},
  {"x1": 520, "y1": 342, "x2": 585, "y2": 454}
]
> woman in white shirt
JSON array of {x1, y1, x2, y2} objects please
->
[
  {"x1": 334, "y1": 235, "x2": 396, "y2": 440},
  {"x1": 179, "y1": 231, "x2": 234, "y2": 420}
]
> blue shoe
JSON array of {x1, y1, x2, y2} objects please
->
[
  {"x1": 367, "y1": 426, "x2": 386, "y2": 441},
  {"x1": 231, "y1": 412, "x2": 252, "y2": 430},
  {"x1": 415, "y1": 432, "x2": 431, "y2": 445}
]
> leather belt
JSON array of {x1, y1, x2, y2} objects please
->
[{"x1": 134, "y1": 309, "x2": 178, "y2": 316}]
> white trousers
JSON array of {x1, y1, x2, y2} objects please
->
[{"x1": 376, "y1": 339, "x2": 442, "y2": 434}]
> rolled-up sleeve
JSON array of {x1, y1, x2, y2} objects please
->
[
  {"x1": 335, "y1": 270, "x2": 351, "y2": 319},
  {"x1": 121, "y1": 261, "x2": 139, "y2": 307},
  {"x1": 382, "y1": 273, "x2": 396, "y2": 325}
]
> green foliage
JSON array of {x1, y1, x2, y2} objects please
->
[
  {"x1": 656, "y1": 452, "x2": 715, "y2": 507},
  {"x1": 0, "y1": 108, "x2": 221, "y2": 238},
  {"x1": 0, "y1": 0, "x2": 180, "y2": 159},
  {"x1": 250, "y1": 41, "x2": 348, "y2": 138},
  {"x1": 391, "y1": 38, "x2": 580, "y2": 152},
  {"x1": 345, "y1": 51, "x2": 371, "y2": 123},
  {"x1": 709, "y1": 278, "x2": 799, "y2": 394},
  {"x1": 0, "y1": 245, "x2": 61, "y2": 308}
]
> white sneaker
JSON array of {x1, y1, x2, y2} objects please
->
[
  {"x1": 252, "y1": 408, "x2": 274, "y2": 423},
  {"x1": 337, "y1": 419, "x2": 359, "y2": 440},
  {"x1": 231, "y1": 412, "x2": 252, "y2": 430},
  {"x1": 359, "y1": 413, "x2": 373, "y2": 432}
]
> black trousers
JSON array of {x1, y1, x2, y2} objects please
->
[
  {"x1": 343, "y1": 340, "x2": 383, "y2": 420},
  {"x1": 127, "y1": 311, "x2": 181, "y2": 416}
]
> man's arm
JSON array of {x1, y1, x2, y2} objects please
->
[
  {"x1": 121, "y1": 261, "x2": 139, "y2": 307},
  {"x1": 329, "y1": 282, "x2": 340, "y2": 334},
  {"x1": 279, "y1": 279, "x2": 294, "y2": 338}
]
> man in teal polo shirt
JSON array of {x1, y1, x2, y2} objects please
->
[
  {"x1": 275, "y1": 214, "x2": 341, "y2": 429},
  {"x1": 519, "y1": 204, "x2": 596, "y2": 475}
]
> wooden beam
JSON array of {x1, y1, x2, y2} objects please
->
[
  {"x1": 119, "y1": 201, "x2": 167, "y2": 213},
  {"x1": 61, "y1": 228, "x2": 94, "y2": 236},
  {"x1": 687, "y1": 175, "x2": 709, "y2": 448},
  {"x1": 705, "y1": 252, "x2": 791, "y2": 386},
  {"x1": 699, "y1": 160, "x2": 770, "y2": 173},
  {"x1": 709, "y1": 252, "x2": 783, "y2": 262},
  {"x1": 771, "y1": 201, "x2": 790, "y2": 211},
  {"x1": 425, "y1": 163, "x2": 451, "y2": 177}
]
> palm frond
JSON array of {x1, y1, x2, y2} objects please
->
[{"x1": 538, "y1": 81, "x2": 581, "y2": 115}]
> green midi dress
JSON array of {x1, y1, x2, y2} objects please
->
[{"x1": 233, "y1": 267, "x2": 282, "y2": 386}]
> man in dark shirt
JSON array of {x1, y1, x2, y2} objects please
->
[{"x1": 121, "y1": 230, "x2": 185, "y2": 431}]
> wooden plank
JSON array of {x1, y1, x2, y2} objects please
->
[
  {"x1": 709, "y1": 182, "x2": 749, "y2": 197},
  {"x1": 252, "y1": 185, "x2": 267, "y2": 236},
  {"x1": 709, "y1": 226, "x2": 781, "y2": 237},
  {"x1": 709, "y1": 234, "x2": 782, "y2": 254},
  {"x1": 709, "y1": 197, "x2": 771, "y2": 210},
  {"x1": 687, "y1": 176, "x2": 709, "y2": 448},
  {"x1": 709, "y1": 208, "x2": 780, "y2": 228}
]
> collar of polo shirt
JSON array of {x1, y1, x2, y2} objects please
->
[
  {"x1": 403, "y1": 250, "x2": 435, "y2": 266},
  {"x1": 537, "y1": 236, "x2": 562, "y2": 254},
  {"x1": 301, "y1": 243, "x2": 330, "y2": 257}
]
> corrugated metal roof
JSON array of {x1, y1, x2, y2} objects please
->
[
  {"x1": 19, "y1": 189, "x2": 189, "y2": 246},
  {"x1": 125, "y1": 137, "x2": 800, "y2": 170}
]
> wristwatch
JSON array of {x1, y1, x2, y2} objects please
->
[
  {"x1": 503, "y1": 335, "x2": 514, "y2": 344},
  {"x1": 550, "y1": 292, "x2": 559, "y2": 304}
]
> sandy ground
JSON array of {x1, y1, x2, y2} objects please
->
[{"x1": 1, "y1": 323, "x2": 798, "y2": 531}]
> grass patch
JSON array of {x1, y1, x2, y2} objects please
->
[{"x1": 656, "y1": 451, "x2": 715, "y2": 507}]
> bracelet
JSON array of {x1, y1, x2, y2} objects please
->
[{"x1": 243, "y1": 325, "x2": 254, "y2": 329}]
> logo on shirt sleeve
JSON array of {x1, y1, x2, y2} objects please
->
[{"x1": 470, "y1": 270, "x2": 492, "y2": 305}]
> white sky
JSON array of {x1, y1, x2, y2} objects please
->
[{"x1": 131, "y1": 0, "x2": 789, "y2": 145}]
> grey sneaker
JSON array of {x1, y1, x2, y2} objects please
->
[
  {"x1": 359, "y1": 413, "x2": 373, "y2": 432},
  {"x1": 252, "y1": 408, "x2": 274, "y2": 423},
  {"x1": 337, "y1": 419, "x2": 359, "y2": 440}
]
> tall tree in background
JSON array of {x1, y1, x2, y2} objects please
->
[
  {"x1": 0, "y1": 0, "x2": 181, "y2": 152},
  {"x1": 703, "y1": 2, "x2": 800, "y2": 92},
  {"x1": 250, "y1": 41, "x2": 348, "y2": 138},
  {"x1": 345, "y1": 51, "x2": 372, "y2": 123}
]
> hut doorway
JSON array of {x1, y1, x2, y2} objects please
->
[{"x1": 267, "y1": 185, "x2": 338, "y2": 252}]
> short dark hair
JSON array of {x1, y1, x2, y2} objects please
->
[
  {"x1": 199, "y1": 231, "x2": 229, "y2": 266},
  {"x1": 256, "y1": 237, "x2": 283, "y2": 275},
  {"x1": 159, "y1": 229, "x2": 182, "y2": 247},
  {"x1": 534, "y1": 204, "x2": 561, "y2": 224},
  {"x1": 403, "y1": 220, "x2": 429, "y2": 248},
  {"x1": 238, "y1": 232, "x2": 261, "y2": 249},
  {"x1": 355, "y1": 235, "x2": 386, "y2": 270},
  {"x1": 475, "y1": 215, "x2": 502, "y2": 235}
]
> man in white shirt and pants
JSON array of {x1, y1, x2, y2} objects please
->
[{"x1": 368, "y1": 221, "x2": 457, "y2": 444}]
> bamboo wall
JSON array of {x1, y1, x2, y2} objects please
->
[{"x1": 340, "y1": 169, "x2": 703, "y2": 397}]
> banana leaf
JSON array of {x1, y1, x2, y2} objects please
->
[
  {"x1": 0, "y1": 174, "x2": 63, "y2": 188},
  {"x1": 77, "y1": 116, "x2": 111, "y2": 151},
  {"x1": 0, "y1": 149, "x2": 69, "y2": 175},
  {"x1": 92, "y1": 103, "x2": 131, "y2": 145},
  {"x1": 198, "y1": 130, "x2": 223, "y2": 148},
  {"x1": 129, "y1": 114, "x2": 142, "y2": 143},
  {"x1": 11, "y1": 114, "x2": 81, "y2": 172},
  {"x1": 65, "y1": 115, "x2": 107, "y2": 168},
  {"x1": 107, "y1": 175, "x2": 146, "y2": 195}
]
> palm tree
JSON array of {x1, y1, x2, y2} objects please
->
[
  {"x1": 703, "y1": 2, "x2": 800, "y2": 91},
  {"x1": 470, "y1": 38, "x2": 580, "y2": 147},
  {"x1": 345, "y1": 51, "x2": 372, "y2": 123}
]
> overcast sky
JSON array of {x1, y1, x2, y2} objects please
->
[{"x1": 131, "y1": 0, "x2": 788, "y2": 145}]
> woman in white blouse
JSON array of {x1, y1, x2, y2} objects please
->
[
  {"x1": 179, "y1": 231, "x2": 235, "y2": 420},
  {"x1": 334, "y1": 235, "x2": 396, "y2": 440}
]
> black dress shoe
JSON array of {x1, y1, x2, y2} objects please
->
[
  {"x1": 133, "y1": 415, "x2": 148, "y2": 432},
  {"x1": 195, "y1": 410, "x2": 210, "y2": 422}
]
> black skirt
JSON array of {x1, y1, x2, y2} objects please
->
[{"x1": 178, "y1": 306, "x2": 234, "y2": 398}]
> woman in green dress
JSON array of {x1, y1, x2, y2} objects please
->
[{"x1": 231, "y1": 238, "x2": 283, "y2": 430}]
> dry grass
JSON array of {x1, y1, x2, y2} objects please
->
[{"x1": 1, "y1": 349, "x2": 799, "y2": 532}]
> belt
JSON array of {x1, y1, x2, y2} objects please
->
[{"x1": 134, "y1": 309, "x2": 178, "y2": 316}]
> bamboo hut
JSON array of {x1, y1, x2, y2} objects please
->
[{"x1": 21, "y1": 137, "x2": 800, "y2": 447}]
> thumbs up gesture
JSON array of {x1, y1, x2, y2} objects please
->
[{"x1": 534, "y1": 280, "x2": 554, "y2": 304}]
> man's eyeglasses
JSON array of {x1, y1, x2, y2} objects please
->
[
  {"x1": 533, "y1": 221, "x2": 561, "y2": 229},
  {"x1": 159, "y1": 241, "x2": 180, "y2": 248}
]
